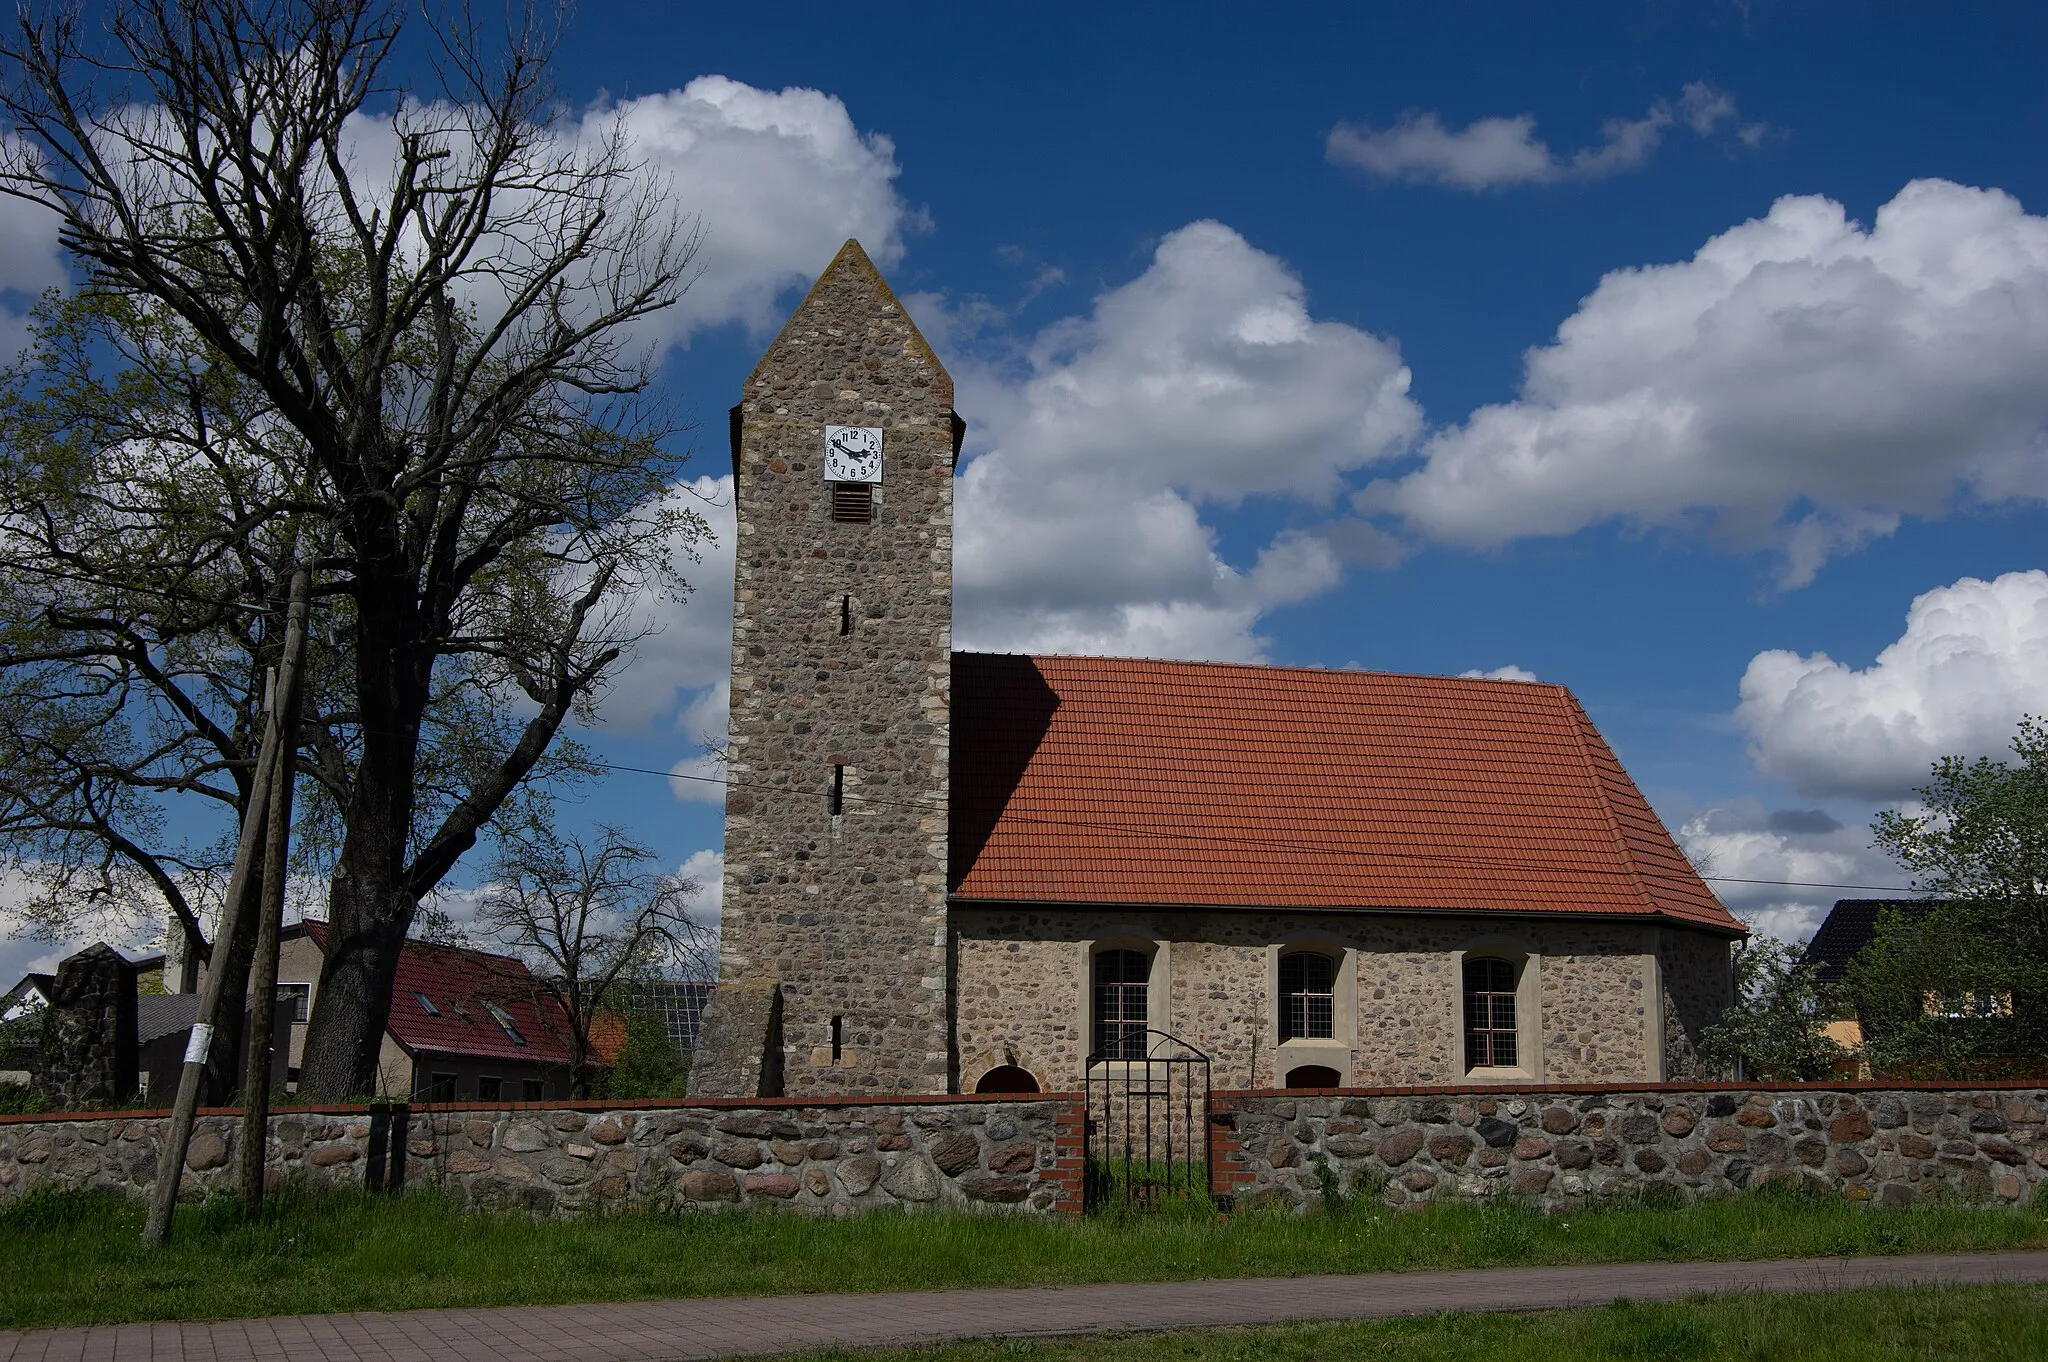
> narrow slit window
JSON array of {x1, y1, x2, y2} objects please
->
[
  {"x1": 830, "y1": 482, "x2": 873, "y2": 524},
  {"x1": 831, "y1": 1014, "x2": 843, "y2": 1061},
  {"x1": 829, "y1": 764, "x2": 844, "y2": 815},
  {"x1": 840, "y1": 594, "x2": 852, "y2": 636}
]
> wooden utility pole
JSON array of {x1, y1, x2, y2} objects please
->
[
  {"x1": 237, "y1": 568, "x2": 312, "y2": 1206},
  {"x1": 143, "y1": 571, "x2": 311, "y2": 1245}
]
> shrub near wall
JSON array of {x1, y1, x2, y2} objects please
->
[
  {"x1": 1211, "y1": 1084, "x2": 2048, "y2": 1211},
  {"x1": 0, "y1": 1096, "x2": 1083, "y2": 1217}
]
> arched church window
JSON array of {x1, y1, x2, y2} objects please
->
[
  {"x1": 1278, "y1": 951, "x2": 1336, "y2": 1040},
  {"x1": 1463, "y1": 957, "x2": 1519, "y2": 1069},
  {"x1": 1093, "y1": 948, "x2": 1150, "y2": 1060}
]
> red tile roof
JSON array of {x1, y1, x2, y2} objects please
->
[
  {"x1": 299, "y1": 922, "x2": 574, "y2": 1063},
  {"x1": 950, "y1": 654, "x2": 1741, "y2": 932}
]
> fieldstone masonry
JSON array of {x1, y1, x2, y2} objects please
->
[
  {"x1": 953, "y1": 910, "x2": 1727, "y2": 1093},
  {"x1": 35, "y1": 943, "x2": 139, "y2": 1110},
  {"x1": 695, "y1": 239, "x2": 957, "y2": 1098},
  {"x1": 1212, "y1": 1084, "x2": 2048, "y2": 1211},
  {"x1": 0, "y1": 1096, "x2": 1083, "y2": 1216},
  {"x1": 7, "y1": 1084, "x2": 2042, "y2": 1217}
]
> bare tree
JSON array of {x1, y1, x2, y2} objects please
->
[
  {"x1": 0, "y1": 0, "x2": 708, "y2": 1097},
  {"x1": 474, "y1": 824, "x2": 711, "y2": 1096}
]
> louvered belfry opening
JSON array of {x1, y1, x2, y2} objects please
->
[{"x1": 830, "y1": 481, "x2": 873, "y2": 523}]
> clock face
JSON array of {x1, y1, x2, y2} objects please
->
[{"x1": 823, "y1": 425, "x2": 884, "y2": 484}]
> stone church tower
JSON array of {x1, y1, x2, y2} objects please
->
[{"x1": 689, "y1": 241, "x2": 959, "y2": 1098}]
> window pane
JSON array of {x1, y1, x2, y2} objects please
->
[
  {"x1": 1280, "y1": 952, "x2": 1337, "y2": 1042},
  {"x1": 1463, "y1": 956, "x2": 1519, "y2": 1071},
  {"x1": 1094, "y1": 950, "x2": 1150, "y2": 1058},
  {"x1": 1491, "y1": 993, "x2": 1517, "y2": 1030}
]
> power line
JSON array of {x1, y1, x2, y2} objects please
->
[{"x1": 584, "y1": 757, "x2": 1920, "y2": 898}]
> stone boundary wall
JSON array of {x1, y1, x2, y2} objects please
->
[
  {"x1": 9, "y1": 1081, "x2": 2046, "y2": 1218},
  {"x1": 1210, "y1": 1082, "x2": 2048, "y2": 1211},
  {"x1": 0, "y1": 1094, "x2": 1085, "y2": 1218}
]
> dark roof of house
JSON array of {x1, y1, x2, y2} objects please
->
[
  {"x1": 6, "y1": 973, "x2": 56, "y2": 1006},
  {"x1": 137, "y1": 993, "x2": 200, "y2": 1044},
  {"x1": 299, "y1": 922, "x2": 573, "y2": 1065},
  {"x1": 949, "y1": 653, "x2": 1740, "y2": 932},
  {"x1": 1799, "y1": 898, "x2": 1941, "y2": 984}
]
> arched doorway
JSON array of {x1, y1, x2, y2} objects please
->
[
  {"x1": 1283, "y1": 1064, "x2": 1342, "y2": 1089},
  {"x1": 975, "y1": 1064, "x2": 1041, "y2": 1094}
]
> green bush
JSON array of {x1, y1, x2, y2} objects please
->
[
  {"x1": 598, "y1": 1010, "x2": 689, "y2": 1099},
  {"x1": 0, "y1": 1080, "x2": 52, "y2": 1114}
]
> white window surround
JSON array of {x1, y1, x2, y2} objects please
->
[
  {"x1": 1453, "y1": 939, "x2": 1544, "y2": 1084},
  {"x1": 1265, "y1": 936, "x2": 1358, "y2": 1086},
  {"x1": 1079, "y1": 930, "x2": 1173, "y2": 1072}
]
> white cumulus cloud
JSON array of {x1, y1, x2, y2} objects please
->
[
  {"x1": 0, "y1": 135, "x2": 68, "y2": 362},
  {"x1": 1366, "y1": 180, "x2": 2048, "y2": 585},
  {"x1": 1460, "y1": 664, "x2": 1539, "y2": 682},
  {"x1": 1327, "y1": 83, "x2": 1750, "y2": 191},
  {"x1": 1736, "y1": 569, "x2": 2048, "y2": 800},
  {"x1": 950, "y1": 220, "x2": 1420, "y2": 660},
  {"x1": 674, "y1": 849, "x2": 723, "y2": 931},
  {"x1": 589, "y1": 77, "x2": 919, "y2": 342},
  {"x1": 1675, "y1": 802, "x2": 1904, "y2": 944},
  {"x1": 596, "y1": 473, "x2": 736, "y2": 734}
]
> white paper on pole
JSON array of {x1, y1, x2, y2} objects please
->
[{"x1": 184, "y1": 1022, "x2": 214, "y2": 1064}]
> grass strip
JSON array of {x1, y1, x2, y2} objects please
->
[
  {"x1": 777, "y1": 1283, "x2": 2048, "y2": 1362},
  {"x1": 0, "y1": 1184, "x2": 2044, "y2": 1330}
]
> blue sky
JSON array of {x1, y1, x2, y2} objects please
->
[{"x1": 7, "y1": 0, "x2": 2048, "y2": 980}]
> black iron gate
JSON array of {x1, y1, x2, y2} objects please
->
[{"x1": 1083, "y1": 1029, "x2": 1211, "y2": 1210}]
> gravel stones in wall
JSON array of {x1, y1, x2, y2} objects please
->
[
  {"x1": 1658, "y1": 929, "x2": 1733, "y2": 1081},
  {"x1": 407, "y1": 1101, "x2": 1071, "y2": 1216},
  {"x1": 39, "y1": 944, "x2": 139, "y2": 1110},
  {"x1": 954, "y1": 910, "x2": 1723, "y2": 1091},
  {"x1": 1216, "y1": 1087, "x2": 2048, "y2": 1210},
  {"x1": 0, "y1": 1113, "x2": 368, "y2": 1201},
  {"x1": 705, "y1": 239, "x2": 956, "y2": 1098},
  {"x1": 0, "y1": 1099, "x2": 1077, "y2": 1218}
]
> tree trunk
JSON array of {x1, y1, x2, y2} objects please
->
[
  {"x1": 297, "y1": 564, "x2": 429, "y2": 1101},
  {"x1": 298, "y1": 878, "x2": 412, "y2": 1100}
]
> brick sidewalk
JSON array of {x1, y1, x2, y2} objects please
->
[{"x1": 4, "y1": 1250, "x2": 2047, "y2": 1362}]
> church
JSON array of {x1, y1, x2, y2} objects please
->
[{"x1": 687, "y1": 241, "x2": 1742, "y2": 1101}]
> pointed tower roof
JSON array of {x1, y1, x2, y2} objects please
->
[
  {"x1": 749, "y1": 239, "x2": 949, "y2": 387},
  {"x1": 730, "y1": 240, "x2": 957, "y2": 474}
]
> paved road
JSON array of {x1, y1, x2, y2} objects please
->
[{"x1": 5, "y1": 1250, "x2": 2047, "y2": 1361}]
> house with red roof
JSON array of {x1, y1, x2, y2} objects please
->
[
  {"x1": 689, "y1": 241, "x2": 1741, "y2": 1101},
  {"x1": 198, "y1": 921, "x2": 573, "y2": 1102}
]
